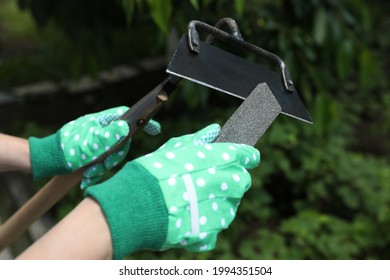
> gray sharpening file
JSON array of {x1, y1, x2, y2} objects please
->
[{"x1": 215, "y1": 83, "x2": 282, "y2": 146}]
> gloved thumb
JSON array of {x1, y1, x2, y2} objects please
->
[
  {"x1": 157, "y1": 123, "x2": 220, "y2": 151},
  {"x1": 192, "y1": 123, "x2": 220, "y2": 145}
]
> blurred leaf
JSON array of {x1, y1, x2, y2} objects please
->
[
  {"x1": 359, "y1": 48, "x2": 378, "y2": 89},
  {"x1": 202, "y1": 0, "x2": 214, "y2": 7},
  {"x1": 336, "y1": 40, "x2": 354, "y2": 80},
  {"x1": 313, "y1": 8, "x2": 328, "y2": 44},
  {"x1": 121, "y1": 0, "x2": 135, "y2": 24},
  {"x1": 147, "y1": 0, "x2": 172, "y2": 33},
  {"x1": 234, "y1": 0, "x2": 245, "y2": 17},
  {"x1": 189, "y1": 0, "x2": 199, "y2": 10}
]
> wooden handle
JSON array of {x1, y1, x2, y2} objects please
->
[{"x1": 0, "y1": 170, "x2": 82, "y2": 252}]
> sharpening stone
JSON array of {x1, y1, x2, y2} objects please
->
[{"x1": 215, "y1": 83, "x2": 282, "y2": 146}]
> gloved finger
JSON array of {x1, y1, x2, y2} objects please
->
[
  {"x1": 194, "y1": 164, "x2": 250, "y2": 200},
  {"x1": 60, "y1": 123, "x2": 127, "y2": 172},
  {"x1": 160, "y1": 123, "x2": 221, "y2": 150},
  {"x1": 97, "y1": 106, "x2": 161, "y2": 136},
  {"x1": 238, "y1": 144, "x2": 260, "y2": 170},
  {"x1": 186, "y1": 231, "x2": 218, "y2": 252},
  {"x1": 104, "y1": 139, "x2": 131, "y2": 169},
  {"x1": 213, "y1": 143, "x2": 260, "y2": 170},
  {"x1": 206, "y1": 143, "x2": 259, "y2": 192},
  {"x1": 96, "y1": 106, "x2": 161, "y2": 136},
  {"x1": 81, "y1": 163, "x2": 106, "y2": 189},
  {"x1": 81, "y1": 175, "x2": 103, "y2": 190},
  {"x1": 192, "y1": 123, "x2": 220, "y2": 145},
  {"x1": 143, "y1": 119, "x2": 161, "y2": 136},
  {"x1": 98, "y1": 118, "x2": 130, "y2": 149},
  {"x1": 96, "y1": 106, "x2": 129, "y2": 126}
]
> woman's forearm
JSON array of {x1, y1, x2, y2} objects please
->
[
  {"x1": 16, "y1": 197, "x2": 113, "y2": 260},
  {"x1": 0, "y1": 133, "x2": 114, "y2": 260},
  {"x1": 0, "y1": 133, "x2": 31, "y2": 173}
]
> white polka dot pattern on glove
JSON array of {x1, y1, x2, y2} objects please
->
[
  {"x1": 59, "y1": 106, "x2": 161, "y2": 189},
  {"x1": 135, "y1": 123, "x2": 260, "y2": 252}
]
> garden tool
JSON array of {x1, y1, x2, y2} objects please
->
[
  {"x1": 0, "y1": 17, "x2": 311, "y2": 252},
  {"x1": 167, "y1": 19, "x2": 312, "y2": 144}
]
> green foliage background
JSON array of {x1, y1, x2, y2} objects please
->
[{"x1": 1, "y1": 0, "x2": 389, "y2": 259}]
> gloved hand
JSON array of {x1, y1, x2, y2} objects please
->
[
  {"x1": 29, "y1": 106, "x2": 161, "y2": 189},
  {"x1": 85, "y1": 123, "x2": 260, "y2": 259}
]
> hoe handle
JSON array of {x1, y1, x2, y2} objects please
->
[{"x1": 0, "y1": 170, "x2": 82, "y2": 252}]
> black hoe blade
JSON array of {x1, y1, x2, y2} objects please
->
[{"x1": 167, "y1": 35, "x2": 312, "y2": 124}]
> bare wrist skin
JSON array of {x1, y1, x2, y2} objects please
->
[
  {"x1": 0, "y1": 134, "x2": 31, "y2": 173},
  {"x1": 17, "y1": 197, "x2": 113, "y2": 260}
]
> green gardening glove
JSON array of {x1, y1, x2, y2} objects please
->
[
  {"x1": 85, "y1": 123, "x2": 260, "y2": 259},
  {"x1": 29, "y1": 106, "x2": 161, "y2": 189}
]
